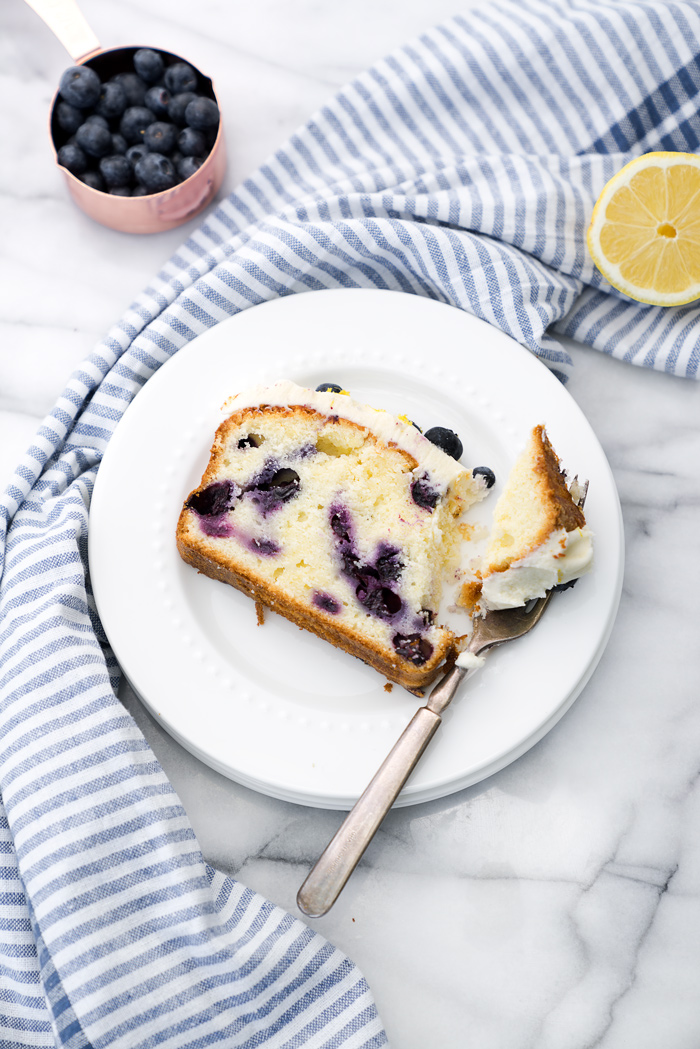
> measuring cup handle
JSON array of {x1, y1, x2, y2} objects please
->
[{"x1": 23, "y1": 0, "x2": 101, "y2": 64}]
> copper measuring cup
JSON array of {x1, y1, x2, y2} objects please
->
[{"x1": 25, "y1": 0, "x2": 227, "y2": 234}]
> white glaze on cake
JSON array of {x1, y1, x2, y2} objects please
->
[
  {"x1": 480, "y1": 525, "x2": 593, "y2": 610},
  {"x1": 224, "y1": 381, "x2": 466, "y2": 490}
]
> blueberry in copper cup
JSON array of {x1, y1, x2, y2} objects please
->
[
  {"x1": 50, "y1": 47, "x2": 226, "y2": 233},
  {"x1": 27, "y1": 0, "x2": 226, "y2": 233}
]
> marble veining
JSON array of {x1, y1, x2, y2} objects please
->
[{"x1": 3, "y1": 1, "x2": 700, "y2": 1047}]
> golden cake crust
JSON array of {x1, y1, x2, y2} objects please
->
[
  {"x1": 529, "y1": 424, "x2": 586, "y2": 537},
  {"x1": 485, "y1": 424, "x2": 585, "y2": 574},
  {"x1": 175, "y1": 536, "x2": 455, "y2": 691}
]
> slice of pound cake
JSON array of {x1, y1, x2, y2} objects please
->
[
  {"x1": 478, "y1": 425, "x2": 593, "y2": 611},
  {"x1": 176, "y1": 381, "x2": 489, "y2": 691}
]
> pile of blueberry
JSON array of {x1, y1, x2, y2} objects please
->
[{"x1": 53, "y1": 49, "x2": 220, "y2": 196}]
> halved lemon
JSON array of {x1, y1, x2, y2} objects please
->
[{"x1": 587, "y1": 151, "x2": 700, "y2": 307}]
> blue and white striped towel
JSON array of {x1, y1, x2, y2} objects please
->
[{"x1": 2, "y1": 0, "x2": 700, "y2": 1045}]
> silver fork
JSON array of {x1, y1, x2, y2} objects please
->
[{"x1": 296, "y1": 479, "x2": 588, "y2": 918}]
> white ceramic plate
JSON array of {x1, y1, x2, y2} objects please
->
[{"x1": 89, "y1": 289, "x2": 623, "y2": 809}]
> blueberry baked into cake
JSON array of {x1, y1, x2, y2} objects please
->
[{"x1": 176, "y1": 380, "x2": 490, "y2": 691}]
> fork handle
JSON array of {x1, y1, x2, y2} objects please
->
[{"x1": 297, "y1": 706, "x2": 441, "y2": 918}]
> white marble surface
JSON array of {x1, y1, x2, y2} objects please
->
[{"x1": 3, "y1": 1, "x2": 700, "y2": 1047}]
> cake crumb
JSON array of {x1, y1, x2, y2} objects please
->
[
  {"x1": 384, "y1": 682, "x2": 393, "y2": 693},
  {"x1": 457, "y1": 579, "x2": 482, "y2": 614},
  {"x1": 255, "y1": 601, "x2": 265, "y2": 626}
]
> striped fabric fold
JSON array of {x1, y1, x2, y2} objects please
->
[{"x1": 2, "y1": 0, "x2": 700, "y2": 1045}]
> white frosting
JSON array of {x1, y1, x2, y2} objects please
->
[
  {"x1": 223, "y1": 380, "x2": 468, "y2": 489},
  {"x1": 480, "y1": 526, "x2": 594, "y2": 611},
  {"x1": 455, "y1": 651, "x2": 486, "y2": 671}
]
